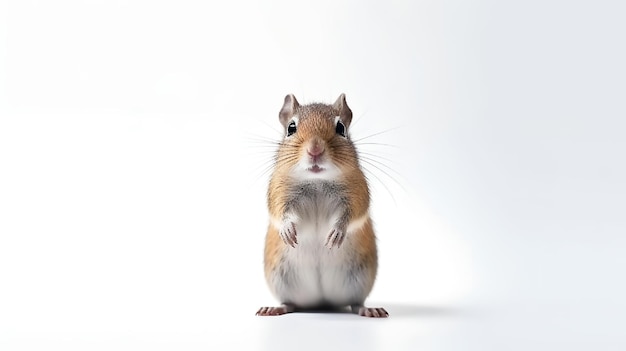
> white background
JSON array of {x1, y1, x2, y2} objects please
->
[{"x1": 1, "y1": 0, "x2": 625, "y2": 350}]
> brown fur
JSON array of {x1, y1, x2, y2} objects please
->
[
  {"x1": 263, "y1": 224, "x2": 284, "y2": 280},
  {"x1": 267, "y1": 105, "x2": 369, "y2": 220},
  {"x1": 258, "y1": 94, "x2": 386, "y2": 317},
  {"x1": 350, "y1": 217, "x2": 379, "y2": 291}
]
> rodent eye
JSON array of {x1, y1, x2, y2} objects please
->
[
  {"x1": 287, "y1": 121, "x2": 297, "y2": 137},
  {"x1": 335, "y1": 120, "x2": 346, "y2": 137}
]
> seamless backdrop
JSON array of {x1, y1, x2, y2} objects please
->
[{"x1": 1, "y1": 1, "x2": 625, "y2": 350}]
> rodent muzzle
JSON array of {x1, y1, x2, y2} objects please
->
[{"x1": 306, "y1": 138, "x2": 325, "y2": 163}]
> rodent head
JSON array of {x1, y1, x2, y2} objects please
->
[{"x1": 274, "y1": 94, "x2": 360, "y2": 182}]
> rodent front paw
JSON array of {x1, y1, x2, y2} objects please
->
[
  {"x1": 279, "y1": 221, "x2": 297, "y2": 248},
  {"x1": 325, "y1": 226, "x2": 346, "y2": 248}
]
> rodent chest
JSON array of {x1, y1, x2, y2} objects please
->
[{"x1": 288, "y1": 181, "x2": 347, "y2": 223}]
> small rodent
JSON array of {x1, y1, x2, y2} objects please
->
[{"x1": 256, "y1": 94, "x2": 388, "y2": 318}]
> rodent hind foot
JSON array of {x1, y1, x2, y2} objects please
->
[
  {"x1": 256, "y1": 304, "x2": 295, "y2": 316},
  {"x1": 351, "y1": 305, "x2": 389, "y2": 318}
]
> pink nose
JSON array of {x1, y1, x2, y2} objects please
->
[
  {"x1": 307, "y1": 140, "x2": 325, "y2": 157},
  {"x1": 308, "y1": 148, "x2": 323, "y2": 157}
]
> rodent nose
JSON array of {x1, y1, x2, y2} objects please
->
[{"x1": 307, "y1": 139, "x2": 325, "y2": 157}]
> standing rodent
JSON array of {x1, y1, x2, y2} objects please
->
[{"x1": 256, "y1": 94, "x2": 388, "y2": 318}]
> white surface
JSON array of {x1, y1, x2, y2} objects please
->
[{"x1": 1, "y1": 0, "x2": 625, "y2": 350}]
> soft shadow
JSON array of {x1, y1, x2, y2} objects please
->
[
  {"x1": 381, "y1": 303, "x2": 467, "y2": 318},
  {"x1": 291, "y1": 305, "x2": 353, "y2": 314},
  {"x1": 258, "y1": 303, "x2": 467, "y2": 318}
]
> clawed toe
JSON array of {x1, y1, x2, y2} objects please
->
[
  {"x1": 325, "y1": 228, "x2": 346, "y2": 248},
  {"x1": 357, "y1": 307, "x2": 389, "y2": 318},
  {"x1": 279, "y1": 222, "x2": 298, "y2": 247},
  {"x1": 255, "y1": 305, "x2": 292, "y2": 316}
]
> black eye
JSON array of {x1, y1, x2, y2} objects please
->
[
  {"x1": 335, "y1": 120, "x2": 346, "y2": 137},
  {"x1": 287, "y1": 121, "x2": 297, "y2": 136}
]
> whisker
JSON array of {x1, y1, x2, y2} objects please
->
[
  {"x1": 259, "y1": 120, "x2": 285, "y2": 136},
  {"x1": 348, "y1": 111, "x2": 369, "y2": 130},
  {"x1": 352, "y1": 126, "x2": 402, "y2": 143},
  {"x1": 355, "y1": 142, "x2": 400, "y2": 149},
  {"x1": 358, "y1": 150, "x2": 396, "y2": 163},
  {"x1": 246, "y1": 151, "x2": 280, "y2": 159},
  {"x1": 250, "y1": 157, "x2": 277, "y2": 174},
  {"x1": 245, "y1": 146, "x2": 282, "y2": 151},
  {"x1": 244, "y1": 131, "x2": 281, "y2": 141},
  {"x1": 359, "y1": 158, "x2": 407, "y2": 194},
  {"x1": 258, "y1": 164, "x2": 276, "y2": 178},
  {"x1": 244, "y1": 137, "x2": 280, "y2": 144},
  {"x1": 361, "y1": 164, "x2": 397, "y2": 206},
  {"x1": 246, "y1": 163, "x2": 275, "y2": 189},
  {"x1": 359, "y1": 154, "x2": 405, "y2": 180}
]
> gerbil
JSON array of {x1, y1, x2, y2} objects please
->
[{"x1": 256, "y1": 94, "x2": 388, "y2": 318}]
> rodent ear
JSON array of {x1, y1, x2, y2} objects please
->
[
  {"x1": 279, "y1": 94, "x2": 300, "y2": 128},
  {"x1": 333, "y1": 93, "x2": 353, "y2": 128}
]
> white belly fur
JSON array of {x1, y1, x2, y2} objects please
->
[{"x1": 270, "y1": 199, "x2": 371, "y2": 308}]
